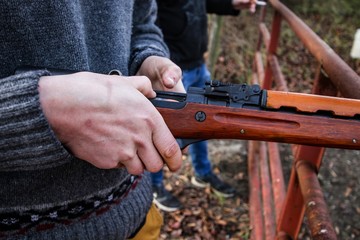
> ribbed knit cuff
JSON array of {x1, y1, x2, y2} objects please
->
[{"x1": 0, "y1": 70, "x2": 72, "y2": 171}]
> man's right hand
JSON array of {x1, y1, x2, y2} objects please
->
[{"x1": 38, "y1": 72, "x2": 182, "y2": 175}]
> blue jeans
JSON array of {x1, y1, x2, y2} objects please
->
[{"x1": 151, "y1": 63, "x2": 212, "y2": 186}]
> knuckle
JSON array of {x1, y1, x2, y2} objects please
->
[
  {"x1": 91, "y1": 156, "x2": 118, "y2": 169},
  {"x1": 119, "y1": 149, "x2": 136, "y2": 163},
  {"x1": 127, "y1": 167, "x2": 144, "y2": 176},
  {"x1": 147, "y1": 160, "x2": 164, "y2": 173},
  {"x1": 138, "y1": 113, "x2": 157, "y2": 131},
  {"x1": 104, "y1": 156, "x2": 120, "y2": 169},
  {"x1": 163, "y1": 140, "x2": 180, "y2": 159},
  {"x1": 138, "y1": 76, "x2": 152, "y2": 86}
]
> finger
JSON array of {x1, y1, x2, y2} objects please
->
[
  {"x1": 117, "y1": 162, "x2": 125, "y2": 168},
  {"x1": 124, "y1": 76, "x2": 156, "y2": 98},
  {"x1": 171, "y1": 80, "x2": 186, "y2": 93},
  {"x1": 137, "y1": 142, "x2": 164, "y2": 173},
  {"x1": 161, "y1": 65, "x2": 182, "y2": 89},
  {"x1": 152, "y1": 116, "x2": 182, "y2": 172},
  {"x1": 250, "y1": 4, "x2": 256, "y2": 13},
  {"x1": 119, "y1": 152, "x2": 145, "y2": 175}
]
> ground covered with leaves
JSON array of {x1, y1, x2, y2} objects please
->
[{"x1": 159, "y1": 1, "x2": 360, "y2": 239}]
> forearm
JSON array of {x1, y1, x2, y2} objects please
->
[{"x1": 129, "y1": 0, "x2": 170, "y2": 75}]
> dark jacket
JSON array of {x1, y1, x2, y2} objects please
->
[{"x1": 156, "y1": 0, "x2": 239, "y2": 70}]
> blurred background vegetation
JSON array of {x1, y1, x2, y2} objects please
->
[
  {"x1": 160, "y1": 1, "x2": 360, "y2": 239},
  {"x1": 209, "y1": 0, "x2": 360, "y2": 90}
]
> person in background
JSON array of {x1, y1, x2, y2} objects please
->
[
  {"x1": 152, "y1": 0, "x2": 257, "y2": 212},
  {"x1": 0, "y1": 1, "x2": 184, "y2": 239}
]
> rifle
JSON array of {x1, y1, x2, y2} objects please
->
[
  {"x1": 152, "y1": 80, "x2": 360, "y2": 150},
  {"x1": 16, "y1": 67, "x2": 360, "y2": 150}
]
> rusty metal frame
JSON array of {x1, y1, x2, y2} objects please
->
[{"x1": 248, "y1": 0, "x2": 360, "y2": 239}]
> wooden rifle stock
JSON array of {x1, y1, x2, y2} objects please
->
[
  {"x1": 156, "y1": 102, "x2": 360, "y2": 150},
  {"x1": 152, "y1": 81, "x2": 360, "y2": 150}
]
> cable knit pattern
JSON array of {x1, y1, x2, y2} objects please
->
[{"x1": 0, "y1": 0, "x2": 166, "y2": 239}]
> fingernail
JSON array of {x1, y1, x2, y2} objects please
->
[{"x1": 167, "y1": 77, "x2": 175, "y2": 86}]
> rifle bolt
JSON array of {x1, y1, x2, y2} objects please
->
[
  {"x1": 240, "y1": 129, "x2": 245, "y2": 134},
  {"x1": 353, "y1": 139, "x2": 357, "y2": 144}
]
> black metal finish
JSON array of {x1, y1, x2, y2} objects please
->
[{"x1": 152, "y1": 80, "x2": 267, "y2": 110}]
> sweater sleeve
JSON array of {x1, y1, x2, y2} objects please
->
[
  {"x1": 0, "y1": 70, "x2": 72, "y2": 172},
  {"x1": 206, "y1": 0, "x2": 240, "y2": 16},
  {"x1": 129, "y1": 0, "x2": 170, "y2": 75}
]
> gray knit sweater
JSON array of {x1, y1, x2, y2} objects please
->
[{"x1": 0, "y1": 1, "x2": 169, "y2": 239}]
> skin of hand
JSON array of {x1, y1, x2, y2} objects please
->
[
  {"x1": 136, "y1": 56, "x2": 186, "y2": 93},
  {"x1": 232, "y1": 0, "x2": 257, "y2": 13},
  {"x1": 38, "y1": 72, "x2": 182, "y2": 175}
]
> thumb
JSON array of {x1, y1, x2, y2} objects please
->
[{"x1": 161, "y1": 64, "x2": 182, "y2": 89}]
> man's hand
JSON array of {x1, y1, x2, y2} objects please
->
[
  {"x1": 137, "y1": 56, "x2": 185, "y2": 93},
  {"x1": 232, "y1": 0, "x2": 257, "y2": 13},
  {"x1": 38, "y1": 72, "x2": 182, "y2": 175}
]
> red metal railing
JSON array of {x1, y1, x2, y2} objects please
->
[{"x1": 249, "y1": 0, "x2": 360, "y2": 239}]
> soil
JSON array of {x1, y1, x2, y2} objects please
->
[{"x1": 159, "y1": 3, "x2": 360, "y2": 239}]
